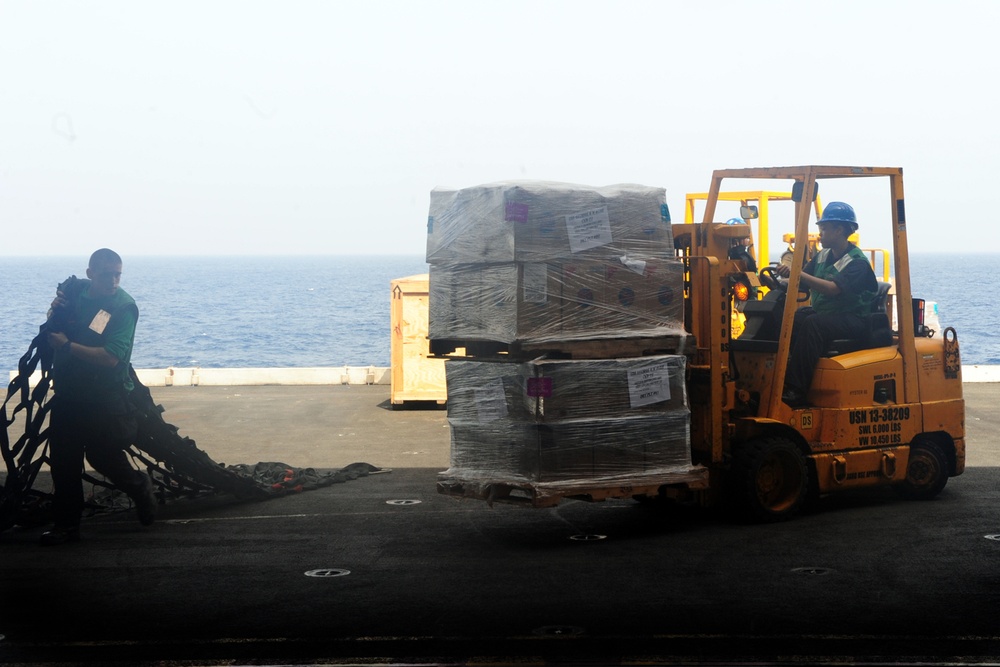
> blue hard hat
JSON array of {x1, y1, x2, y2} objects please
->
[
  {"x1": 725, "y1": 217, "x2": 744, "y2": 225},
  {"x1": 818, "y1": 201, "x2": 858, "y2": 232}
]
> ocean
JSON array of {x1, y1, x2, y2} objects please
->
[
  {"x1": 1, "y1": 255, "x2": 429, "y2": 370},
  {"x1": 1, "y1": 253, "x2": 996, "y2": 371}
]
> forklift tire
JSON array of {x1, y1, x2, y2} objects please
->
[
  {"x1": 895, "y1": 439, "x2": 949, "y2": 501},
  {"x1": 729, "y1": 436, "x2": 809, "y2": 523}
]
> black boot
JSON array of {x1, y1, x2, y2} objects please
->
[
  {"x1": 40, "y1": 526, "x2": 81, "y2": 546},
  {"x1": 135, "y1": 474, "x2": 158, "y2": 526}
]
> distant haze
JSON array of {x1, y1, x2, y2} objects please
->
[{"x1": 2, "y1": 0, "x2": 996, "y2": 257}]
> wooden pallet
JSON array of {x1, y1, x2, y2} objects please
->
[
  {"x1": 437, "y1": 466, "x2": 709, "y2": 508},
  {"x1": 429, "y1": 333, "x2": 695, "y2": 361}
]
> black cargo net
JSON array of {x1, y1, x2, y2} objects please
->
[{"x1": 2, "y1": 300, "x2": 382, "y2": 532}]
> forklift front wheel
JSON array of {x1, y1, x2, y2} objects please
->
[
  {"x1": 895, "y1": 439, "x2": 949, "y2": 501},
  {"x1": 730, "y1": 437, "x2": 809, "y2": 522}
]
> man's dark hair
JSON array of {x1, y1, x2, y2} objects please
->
[{"x1": 89, "y1": 248, "x2": 122, "y2": 268}]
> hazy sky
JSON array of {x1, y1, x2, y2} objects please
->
[{"x1": 2, "y1": 0, "x2": 997, "y2": 257}]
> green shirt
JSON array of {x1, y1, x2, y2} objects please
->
[
  {"x1": 52, "y1": 281, "x2": 138, "y2": 403},
  {"x1": 806, "y1": 244, "x2": 878, "y2": 316}
]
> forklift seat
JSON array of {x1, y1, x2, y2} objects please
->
[{"x1": 824, "y1": 281, "x2": 893, "y2": 356}]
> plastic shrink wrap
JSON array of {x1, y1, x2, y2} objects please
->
[
  {"x1": 426, "y1": 181, "x2": 683, "y2": 345},
  {"x1": 426, "y1": 181, "x2": 673, "y2": 264},
  {"x1": 428, "y1": 256, "x2": 684, "y2": 344},
  {"x1": 440, "y1": 355, "x2": 695, "y2": 492}
]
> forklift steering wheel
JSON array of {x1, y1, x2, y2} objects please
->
[
  {"x1": 758, "y1": 265, "x2": 782, "y2": 291},
  {"x1": 759, "y1": 265, "x2": 810, "y2": 302}
]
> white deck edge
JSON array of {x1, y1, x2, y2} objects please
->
[
  {"x1": 8, "y1": 366, "x2": 392, "y2": 387},
  {"x1": 958, "y1": 365, "x2": 1000, "y2": 383},
  {"x1": 8, "y1": 365, "x2": 1000, "y2": 387}
]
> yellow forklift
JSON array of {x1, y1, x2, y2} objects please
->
[{"x1": 672, "y1": 165, "x2": 964, "y2": 521}]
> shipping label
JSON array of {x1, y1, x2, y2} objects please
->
[
  {"x1": 627, "y1": 362, "x2": 672, "y2": 407},
  {"x1": 566, "y1": 206, "x2": 613, "y2": 253}
]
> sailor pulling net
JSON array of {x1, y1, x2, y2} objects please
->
[{"x1": 1, "y1": 275, "x2": 382, "y2": 533}]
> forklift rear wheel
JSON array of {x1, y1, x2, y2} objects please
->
[
  {"x1": 731, "y1": 437, "x2": 808, "y2": 522},
  {"x1": 896, "y1": 439, "x2": 948, "y2": 500}
]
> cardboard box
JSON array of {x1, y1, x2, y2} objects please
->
[
  {"x1": 444, "y1": 360, "x2": 534, "y2": 423},
  {"x1": 428, "y1": 257, "x2": 686, "y2": 345},
  {"x1": 447, "y1": 413, "x2": 692, "y2": 483},
  {"x1": 600, "y1": 257, "x2": 685, "y2": 333},
  {"x1": 428, "y1": 262, "x2": 564, "y2": 344},
  {"x1": 556, "y1": 257, "x2": 686, "y2": 341},
  {"x1": 527, "y1": 355, "x2": 688, "y2": 422},
  {"x1": 428, "y1": 263, "x2": 519, "y2": 342}
]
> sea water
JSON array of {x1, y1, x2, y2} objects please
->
[
  {"x1": 909, "y1": 252, "x2": 997, "y2": 365},
  {"x1": 1, "y1": 255, "x2": 428, "y2": 369},
  {"x1": 1, "y1": 253, "x2": 996, "y2": 370}
]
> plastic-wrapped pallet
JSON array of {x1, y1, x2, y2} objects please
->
[
  {"x1": 441, "y1": 355, "x2": 692, "y2": 488},
  {"x1": 426, "y1": 181, "x2": 673, "y2": 264}
]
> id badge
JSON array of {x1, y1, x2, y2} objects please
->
[{"x1": 89, "y1": 310, "x2": 112, "y2": 334}]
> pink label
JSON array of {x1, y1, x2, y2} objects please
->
[
  {"x1": 504, "y1": 201, "x2": 529, "y2": 223},
  {"x1": 526, "y1": 377, "x2": 552, "y2": 397}
]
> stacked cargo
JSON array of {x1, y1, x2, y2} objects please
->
[
  {"x1": 441, "y1": 355, "x2": 696, "y2": 503},
  {"x1": 426, "y1": 181, "x2": 685, "y2": 349},
  {"x1": 428, "y1": 181, "x2": 701, "y2": 505}
]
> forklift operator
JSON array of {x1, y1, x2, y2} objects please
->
[{"x1": 771, "y1": 201, "x2": 878, "y2": 407}]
